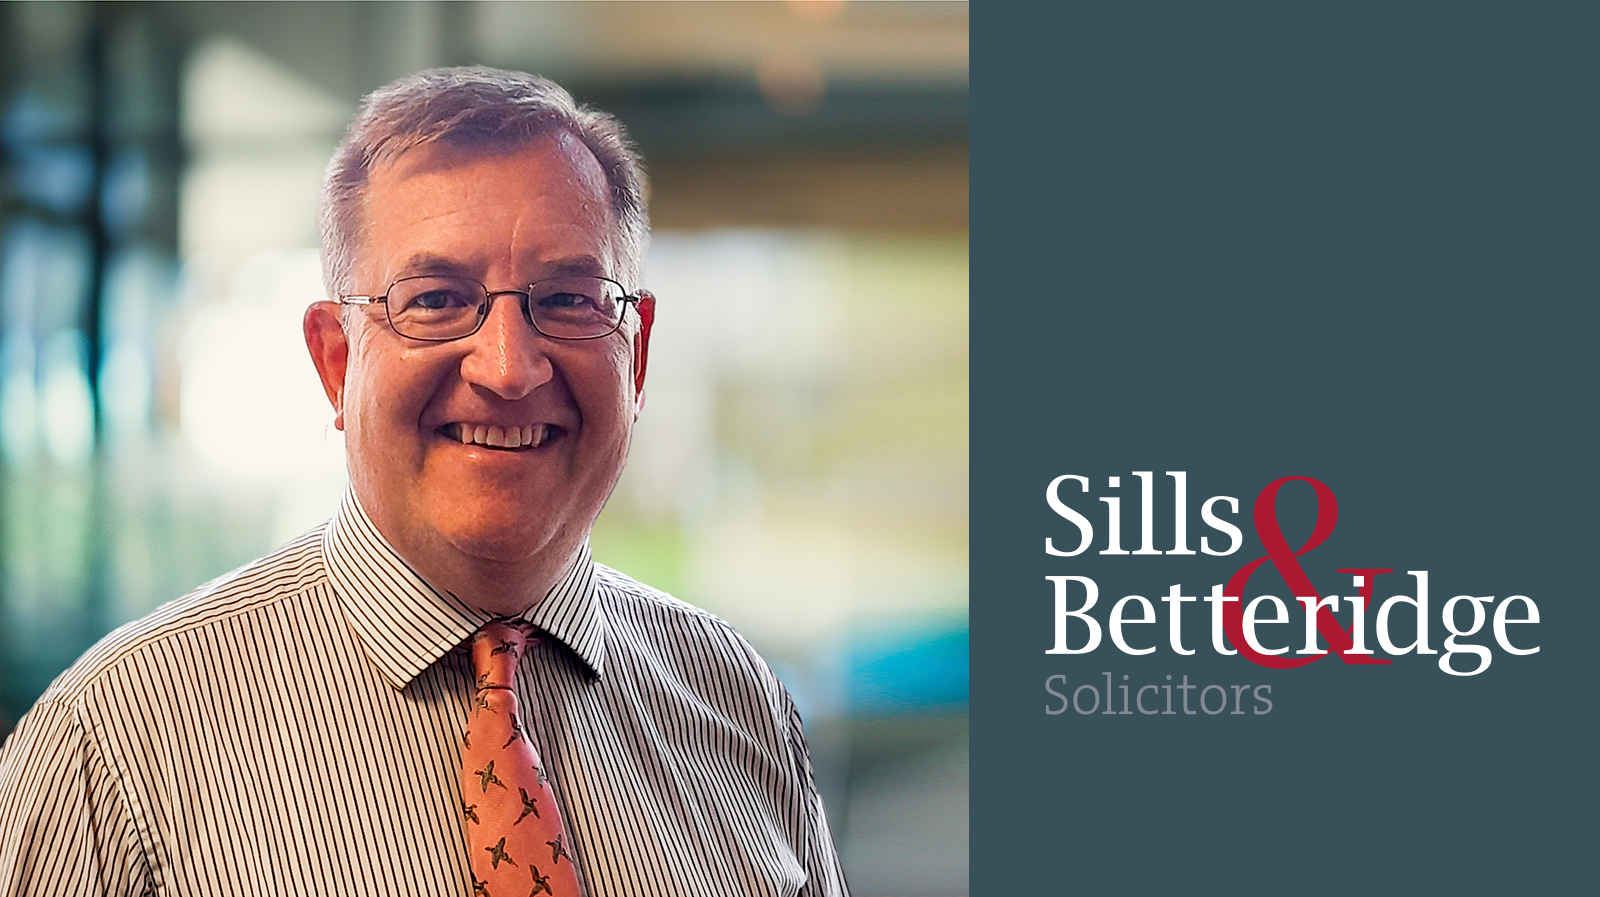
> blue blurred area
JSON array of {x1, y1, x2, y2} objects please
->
[{"x1": 849, "y1": 615, "x2": 968, "y2": 716}]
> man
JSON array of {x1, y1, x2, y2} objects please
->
[{"x1": 0, "y1": 67, "x2": 849, "y2": 896}]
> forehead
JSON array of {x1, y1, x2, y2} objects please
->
[{"x1": 357, "y1": 131, "x2": 616, "y2": 281}]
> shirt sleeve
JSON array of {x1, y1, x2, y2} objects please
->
[
  {"x1": 0, "y1": 697, "x2": 153, "y2": 896},
  {"x1": 783, "y1": 697, "x2": 851, "y2": 897}
]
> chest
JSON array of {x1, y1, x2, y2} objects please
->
[{"x1": 116, "y1": 646, "x2": 805, "y2": 896}]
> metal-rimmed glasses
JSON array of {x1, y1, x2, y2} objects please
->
[{"x1": 338, "y1": 274, "x2": 647, "y2": 342}]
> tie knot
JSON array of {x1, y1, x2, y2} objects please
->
[{"x1": 471, "y1": 620, "x2": 534, "y2": 688}]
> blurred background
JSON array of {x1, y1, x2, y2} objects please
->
[{"x1": 0, "y1": 2, "x2": 966, "y2": 893}]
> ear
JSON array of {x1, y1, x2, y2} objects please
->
[
  {"x1": 631, "y1": 290, "x2": 655, "y2": 410},
  {"x1": 303, "y1": 302, "x2": 351, "y2": 430}
]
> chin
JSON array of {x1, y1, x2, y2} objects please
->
[{"x1": 435, "y1": 511, "x2": 572, "y2": 567}]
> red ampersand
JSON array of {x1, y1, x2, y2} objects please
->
[{"x1": 1221, "y1": 476, "x2": 1391, "y2": 669}]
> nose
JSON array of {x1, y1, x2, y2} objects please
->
[{"x1": 457, "y1": 292, "x2": 553, "y2": 400}]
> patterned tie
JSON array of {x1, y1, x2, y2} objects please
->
[{"x1": 461, "y1": 620, "x2": 583, "y2": 896}]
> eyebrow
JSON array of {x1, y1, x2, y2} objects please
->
[
  {"x1": 390, "y1": 254, "x2": 608, "y2": 281},
  {"x1": 394, "y1": 253, "x2": 472, "y2": 278},
  {"x1": 537, "y1": 256, "x2": 608, "y2": 279}
]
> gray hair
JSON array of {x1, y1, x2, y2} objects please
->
[{"x1": 319, "y1": 66, "x2": 650, "y2": 298}]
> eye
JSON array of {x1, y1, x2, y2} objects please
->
[
  {"x1": 413, "y1": 289, "x2": 461, "y2": 310},
  {"x1": 526, "y1": 277, "x2": 624, "y2": 338},
  {"x1": 412, "y1": 292, "x2": 473, "y2": 313},
  {"x1": 392, "y1": 277, "x2": 481, "y2": 314},
  {"x1": 537, "y1": 291, "x2": 594, "y2": 310}
]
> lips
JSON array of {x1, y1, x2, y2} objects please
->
[{"x1": 445, "y1": 423, "x2": 556, "y2": 449}]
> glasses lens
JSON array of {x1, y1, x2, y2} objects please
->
[
  {"x1": 528, "y1": 276, "x2": 626, "y2": 339},
  {"x1": 386, "y1": 276, "x2": 486, "y2": 340}
]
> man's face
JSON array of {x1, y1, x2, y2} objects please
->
[{"x1": 305, "y1": 132, "x2": 653, "y2": 586}]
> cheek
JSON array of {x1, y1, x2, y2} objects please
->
[
  {"x1": 344, "y1": 343, "x2": 446, "y2": 436},
  {"x1": 341, "y1": 329, "x2": 383, "y2": 408},
  {"x1": 606, "y1": 341, "x2": 638, "y2": 397},
  {"x1": 591, "y1": 353, "x2": 639, "y2": 420}
]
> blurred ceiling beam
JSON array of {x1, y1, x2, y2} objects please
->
[
  {"x1": 147, "y1": 0, "x2": 967, "y2": 232},
  {"x1": 650, "y1": 145, "x2": 968, "y2": 232}
]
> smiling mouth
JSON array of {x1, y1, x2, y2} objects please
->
[{"x1": 443, "y1": 423, "x2": 559, "y2": 450}]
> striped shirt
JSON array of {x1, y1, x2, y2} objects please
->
[{"x1": 0, "y1": 492, "x2": 848, "y2": 896}]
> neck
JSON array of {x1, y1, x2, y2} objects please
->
[
  {"x1": 435, "y1": 566, "x2": 558, "y2": 617},
  {"x1": 352, "y1": 493, "x2": 584, "y2": 618},
  {"x1": 416, "y1": 538, "x2": 582, "y2": 618}
]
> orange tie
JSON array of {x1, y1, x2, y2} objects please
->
[{"x1": 462, "y1": 620, "x2": 583, "y2": 896}]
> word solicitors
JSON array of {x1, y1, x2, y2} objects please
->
[
  {"x1": 1045, "y1": 473, "x2": 1541, "y2": 677},
  {"x1": 1044, "y1": 673, "x2": 1272, "y2": 716}
]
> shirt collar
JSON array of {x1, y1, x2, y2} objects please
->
[{"x1": 322, "y1": 489, "x2": 607, "y2": 689}]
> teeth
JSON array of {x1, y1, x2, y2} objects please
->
[{"x1": 452, "y1": 423, "x2": 548, "y2": 449}]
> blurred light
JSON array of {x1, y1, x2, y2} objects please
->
[
  {"x1": 788, "y1": 0, "x2": 848, "y2": 23},
  {"x1": 2, "y1": 89, "x2": 82, "y2": 145},
  {"x1": 0, "y1": 333, "x2": 39, "y2": 466},
  {"x1": 99, "y1": 247, "x2": 168, "y2": 446},
  {"x1": 177, "y1": 250, "x2": 344, "y2": 481},
  {"x1": 848, "y1": 615, "x2": 969, "y2": 715},
  {"x1": 40, "y1": 329, "x2": 94, "y2": 466},
  {"x1": 182, "y1": 37, "x2": 350, "y2": 143},
  {"x1": 758, "y1": 49, "x2": 826, "y2": 117},
  {"x1": 102, "y1": 148, "x2": 152, "y2": 237},
  {"x1": 179, "y1": 37, "x2": 348, "y2": 262},
  {"x1": 100, "y1": 339, "x2": 152, "y2": 444},
  {"x1": 10, "y1": 146, "x2": 94, "y2": 217},
  {"x1": 5, "y1": 220, "x2": 92, "y2": 335},
  {"x1": 3, "y1": 221, "x2": 42, "y2": 328}
]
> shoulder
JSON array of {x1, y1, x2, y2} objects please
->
[
  {"x1": 593, "y1": 563, "x2": 793, "y2": 709},
  {"x1": 593, "y1": 562, "x2": 762, "y2": 656},
  {"x1": 593, "y1": 563, "x2": 728, "y2": 629},
  {"x1": 39, "y1": 525, "x2": 331, "y2": 707}
]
